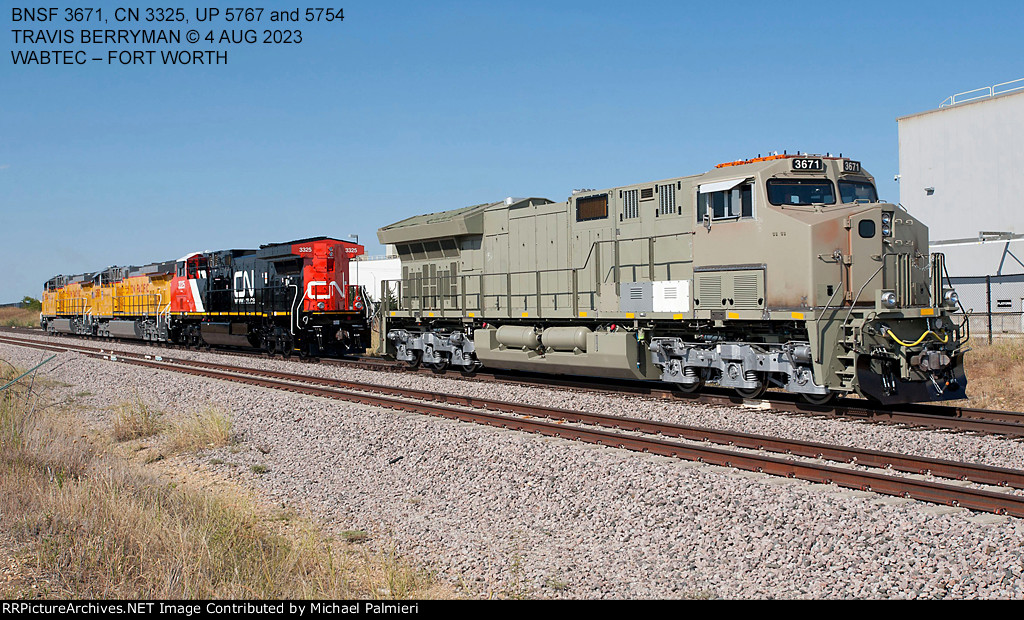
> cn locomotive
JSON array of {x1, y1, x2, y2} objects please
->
[
  {"x1": 41, "y1": 237, "x2": 373, "y2": 357},
  {"x1": 378, "y1": 154, "x2": 968, "y2": 404}
]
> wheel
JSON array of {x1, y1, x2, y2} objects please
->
[
  {"x1": 801, "y1": 390, "x2": 837, "y2": 406},
  {"x1": 405, "y1": 350, "x2": 423, "y2": 369},
  {"x1": 428, "y1": 357, "x2": 449, "y2": 374},
  {"x1": 735, "y1": 374, "x2": 768, "y2": 399},
  {"x1": 459, "y1": 360, "x2": 483, "y2": 377},
  {"x1": 673, "y1": 377, "x2": 704, "y2": 395}
]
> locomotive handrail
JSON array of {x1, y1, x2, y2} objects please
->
[
  {"x1": 815, "y1": 254, "x2": 845, "y2": 323},
  {"x1": 288, "y1": 284, "x2": 300, "y2": 336},
  {"x1": 841, "y1": 261, "x2": 887, "y2": 329},
  {"x1": 397, "y1": 231, "x2": 696, "y2": 315}
]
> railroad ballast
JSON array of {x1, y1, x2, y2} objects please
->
[{"x1": 378, "y1": 154, "x2": 968, "y2": 405}]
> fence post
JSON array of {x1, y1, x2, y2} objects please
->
[{"x1": 986, "y1": 275, "x2": 993, "y2": 344}]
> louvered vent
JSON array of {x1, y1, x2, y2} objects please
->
[
  {"x1": 733, "y1": 273, "x2": 762, "y2": 309},
  {"x1": 623, "y1": 189, "x2": 639, "y2": 220},
  {"x1": 629, "y1": 286, "x2": 644, "y2": 300},
  {"x1": 640, "y1": 187, "x2": 654, "y2": 200},
  {"x1": 698, "y1": 276, "x2": 723, "y2": 307},
  {"x1": 659, "y1": 184, "x2": 676, "y2": 215},
  {"x1": 663, "y1": 286, "x2": 678, "y2": 299}
]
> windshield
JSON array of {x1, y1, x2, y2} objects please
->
[
  {"x1": 839, "y1": 180, "x2": 878, "y2": 203},
  {"x1": 766, "y1": 179, "x2": 836, "y2": 206}
]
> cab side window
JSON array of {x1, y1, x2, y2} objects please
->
[{"x1": 698, "y1": 183, "x2": 753, "y2": 222}]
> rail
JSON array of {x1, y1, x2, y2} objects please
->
[
  {"x1": 939, "y1": 78, "x2": 1024, "y2": 107},
  {"x1": 5, "y1": 333, "x2": 1024, "y2": 518}
]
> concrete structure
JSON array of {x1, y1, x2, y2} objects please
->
[{"x1": 897, "y1": 82, "x2": 1024, "y2": 277}]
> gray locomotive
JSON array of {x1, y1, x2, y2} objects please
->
[{"x1": 377, "y1": 154, "x2": 967, "y2": 404}]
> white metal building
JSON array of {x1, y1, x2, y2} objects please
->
[
  {"x1": 349, "y1": 245, "x2": 401, "y2": 301},
  {"x1": 897, "y1": 80, "x2": 1024, "y2": 278}
]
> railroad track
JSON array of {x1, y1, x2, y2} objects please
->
[
  {"x1": 5, "y1": 327, "x2": 1023, "y2": 436},
  {"x1": 3, "y1": 333, "x2": 1024, "y2": 518}
]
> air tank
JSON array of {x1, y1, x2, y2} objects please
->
[
  {"x1": 541, "y1": 326, "x2": 591, "y2": 352},
  {"x1": 495, "y1": 326, "x2": 540, "y2": 349}
]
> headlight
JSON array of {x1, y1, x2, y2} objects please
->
[
  {"x1": 881, "y1": 212, "x2": 892, "y2": 225},
  {"x1": 943, "y1": 290, "x2": 959, "y2": 308},
  {"x1": 881, "y1": 291, "x2": 897, "y2": 309},
  {"x1": 317, "y1": 301, "x2": 326, "y2": 310},
  {"x1": 881, "y1": 224, "x2": 892, "y2": 237}
]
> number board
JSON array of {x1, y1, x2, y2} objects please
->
[
  {"x1": 843, "y1": 160, "x2": 862, "y2": 173},
  {"x1": 791, "y1": 158, "x2": 823, "y2": 171}
]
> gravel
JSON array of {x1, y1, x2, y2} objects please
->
[{"x1": 3, "y1": 334, "x2": 1024, "y2": 599}]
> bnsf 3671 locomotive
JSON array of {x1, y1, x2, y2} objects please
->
[
  {"x1": 41, "y1": 237, "x2": 372, "y2": 357},
  {"x1": 379, "y1": 154, "x2": 968, "y2": 404}
]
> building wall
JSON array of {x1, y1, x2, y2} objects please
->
[
  {"x1": 897, "y1": 89, "x2": 1024, "y2": 277},
  {"x1": 349, "y1": 257, "x2": 401, "y2": 301}
]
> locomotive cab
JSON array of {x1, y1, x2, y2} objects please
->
[
  {"x1": 703, "y1": 155, "x2": 968, "y2": 403},
  {"x1": 776, "y1": 168, "x2": 967, "y2": 404}
]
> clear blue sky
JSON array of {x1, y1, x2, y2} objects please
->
[{"x1": 1, "y1": 0, "x2": 1021, "y2": 301}]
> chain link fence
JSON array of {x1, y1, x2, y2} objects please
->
[{"x1": 949, "y1": 274, "x2": 1024, "y2": 342}]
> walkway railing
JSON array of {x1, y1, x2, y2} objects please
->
[{"x1": 940, "y1": 78, "x2": 1024, "y2": 107}]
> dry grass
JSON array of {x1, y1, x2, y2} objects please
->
[
  {"x1": 166, "y1": 405, "x2": 233, "y2": 453},
  {"x1": 0, "y1": 307, "x2": 40, "y2": 328},
  {"x1": 111, "y1": 396, "x2": 164, "y2": 441},
  {"x1": 0, "y1": 363, "x2": 456, "y2": 600},
  {"x1": 957, "y1": 338, "x2": 1024, "y2": 412}
]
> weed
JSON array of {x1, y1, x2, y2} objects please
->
[
  {"x1": 341, "y1": 530, "x2": 368, "y2": 543},
  {"x1": 111, "y1": 396, "x2": 163, "y2": 441},
  {"x1": 0, "y1": 307, "x2": 41, "y2": 328},
  {"x1": 953, "y1": 340, "x2": 1024, "y2": 412},
  {"x1": 544, "y1": 576, "x2": 568, "y2": 591},
  {"x1": 250, "y1": 464, "x2": 269, "y2": 475},
  {"x1": 0, "y1": 360, "x2": 456, "y2": 599},
  {"x1": 502, "y1": 551, "x2": 529, "y2": 599},
  {"x1": 684, "y1": 589, "x2": 716, "y2": 600},
  {"x1": 167, "y1": 405, "x2": 232, "y2": 453}
]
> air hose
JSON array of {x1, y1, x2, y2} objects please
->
[{"x1": 882, "y1": 327, "x2": 949, "y2": 347}]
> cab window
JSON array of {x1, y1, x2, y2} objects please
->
[
  {"x1": 698, "y1": 183, "x2": 753, "y2": 221},
  {"x1": 766, "y1": 179, "x2": 836, "y2": 206},
  {"x1": 839, "y1": 180, "x2": 878, "y2": 203}
]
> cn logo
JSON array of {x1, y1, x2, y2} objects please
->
[
  {"x1": 305, "y1": 281, "x2": 346, "y2": 301},
  {"x1": 233, "y1": 270, "x2": 255, "y2": 300}
]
